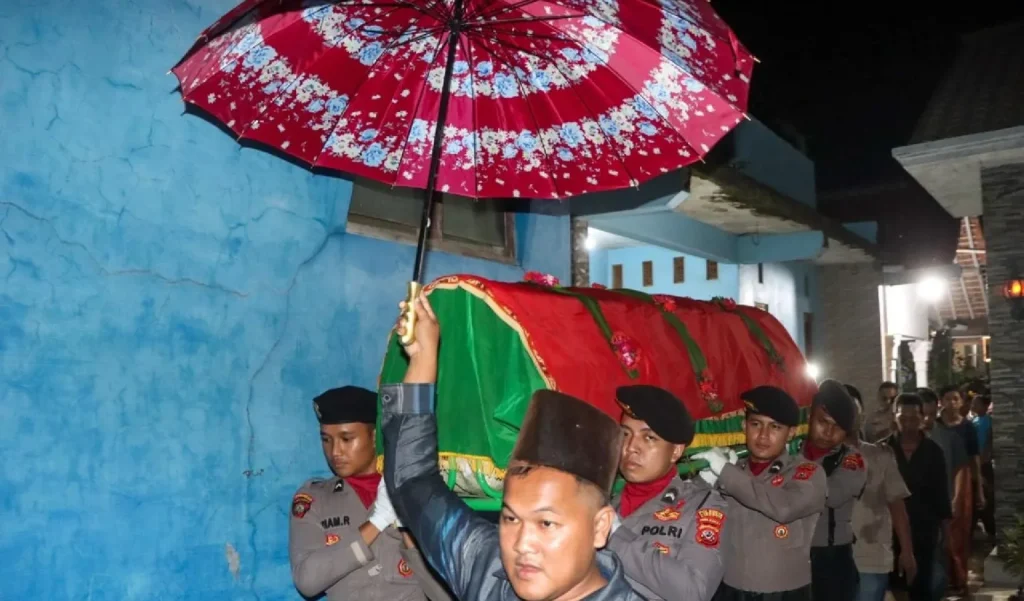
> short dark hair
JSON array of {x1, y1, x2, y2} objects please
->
[
  {"x1": 845, "y1": 384, "x2": 863, "y2": 407},
  {"x1": 895, "y1": 392, "x2": 924, "y2": 411},
  {"x1": 977, "y1": 395, "x2": 993, "y2": 408},
  {"x1": 938, "y1": 384, "x2": 960, "y2": 399},
  {"x1": 506, "y1": 463, "x2": 609, "y2": 507},
  {"x1": 917, "y1": 387, "x2": 938, "y2": 405},
  {"x1": 879, "y1": 381, "x2": 898, "y2": 391}
]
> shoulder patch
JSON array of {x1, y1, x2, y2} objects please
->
[
  {"x1": 695, "y1": 508, "x2": 724, "y2": 548},
  {"x1": 793, "y1": 463, "x2": 818, "y2": 480},
  {"x1": 842, "y1": 453, "x2": 865, "y2": 471},
  {"x1": 292, "y1": 493, "x2": 313, "y2": 518}
]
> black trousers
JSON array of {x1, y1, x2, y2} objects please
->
[
  {"x1": 810, "y1": 545, "x2": 858, "y2": 601},
  {"x1": 891, "y1": 527, "x2": 938, "y2": 601},
  {"x1": 714, "y1": 583, "x2": 811, "y2": 601}
]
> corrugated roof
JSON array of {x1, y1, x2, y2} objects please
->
[
  {"x1": 910, "y1": 21, "x2": 1024, "y2": 144},
  {"x1": 940, "y1": 217, "x2": 988, "y2": 322}
]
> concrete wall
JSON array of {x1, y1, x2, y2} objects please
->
[
  {"x1": 738, "y1": 261, "x2": 819, "y2": 354},
  {"x1": 981, "y1": 161, "x2": 1024, "y2": 536},
  {"x1": 816, "y1": 264, "x2": 886, "y2": 396},
  {"x1": 0, "y1": 2, "x2": 569, "y2": 598},
  {"x1": 589, "y1": 245, "x2": 818, "y2": 354},
  {"x1": 590, "y1": 245, "x2": 740, "y2": 300}
]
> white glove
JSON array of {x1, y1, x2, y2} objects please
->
[
  {"x1": 611, "y1": 511, "x2": 622, "y2": 534},
  {"x1": 693, "y1": 448, "x2": 729, "y2": 476},
  {"x1": 368, "y1": 478, "x2": 398, "y2": 532},
  {"x1": 698, "y1": 468, "x2": 718, "y2": 487},
  {"x1": 726, "y1": 448, "x2": 739, "y2": 465}
]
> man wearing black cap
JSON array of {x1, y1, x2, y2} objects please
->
[
  {"x1": 381, "y1": 293, "x2": 645, "y2": 601},
  {"x1": 606, "y1": 385, "x2": 728, "y2": 601},
  {"x1": 288, "y1": 386, "x2": 451, "y2": 601},
  {"x1": 696, "y1": 385, "x2": 827, "y2": 601},
  {"x1": 802, "y1": 379, "x2": 867, "y2": 601}
]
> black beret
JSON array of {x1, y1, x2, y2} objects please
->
[
  {"x1": 512, "y1": 389, "x2": 623, "y2": 495},
  {"x1": 313, "y1": 386, "x2": 377, "y2": 425},
  {"x1": 812, "y1": 379, "x2": 856, "y2": 434},
  {"x1": 741, "y1": 386, "x2": 800, "y2": 427},
  {"x1": 616, "y1": 385, "x2": 695, "y2": 445}
]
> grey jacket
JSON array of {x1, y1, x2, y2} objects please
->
[{"x1": 380, "y1": 383, "x2": 647, "y2": 601}]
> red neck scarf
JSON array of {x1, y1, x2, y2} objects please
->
[
  {"x1": 748, "y1": 460, "x2": 770, "y2": 476},
  {"x1": 803, "y1": 442, "x2": 831, "y2": 462},
  {"x1": 345, "y1": 472, "x2": 382, "y2": 509},
  {"x1": 619, "y1": 469, "x2": 675, "y2": 518}
]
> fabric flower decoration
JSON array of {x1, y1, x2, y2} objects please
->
[
  {"x1": 652, "y1": 294, "x2": 677, "y2": 312},
  {"x1": 611, "y1": 332, "x2": 641, "y2": 371},
  {"x1": 524, "y1": 271, "x2": 560, "y2": 287},
  {"x1": 698, "y1": 373, "x2": 724, "y2": 413},
  {"x1": 711, "y1": 296, "x2": 737, "y2": 311}
]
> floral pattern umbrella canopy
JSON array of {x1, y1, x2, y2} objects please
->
[{"x1": 172, "y1": 0, "x2": 754, "y2": 201}]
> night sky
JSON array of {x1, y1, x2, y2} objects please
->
[{"x1": 709, "y1": 2, "x2": 1024, "y2": 264}]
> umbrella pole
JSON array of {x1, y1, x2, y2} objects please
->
[{"x1": 401, "y1": 0, "x2": 465, "y2": 345}]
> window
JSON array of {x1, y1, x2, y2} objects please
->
[
  {"x1": 706, "y1": 260, "x2": 719, "y2": 281},
  {"x1": 642, "y1": 260, "x2": 654, "y2": 287},
  {"x1": 673, "y1": 257, "x2": 685, "y2": 283},
  {"x1": 346, "y1": 180, "x2": 516, "y2": 263},
  {"x1": 612, "y1": 264, "x2": 623, "y2": 288},
  {"x1": 757, "y1": 263, "x2": 764, "y2": 284}
]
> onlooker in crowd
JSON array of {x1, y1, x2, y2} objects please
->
[
  {"x1": 886, "y1": 394, "x2": 952, "y2": 601},
  {"x1": 919, "y1": 388, "x2": 968, "y2": 600},
  {"x1": 862, "y1": 382, "x2": 899, "y2": 443},
  {"x1": 970, "y1": 394, "x2": 995, "y2": 540},
  {"x1": 938, "y1": 385, "x2": 980, "y2": 595},
  {"x1": 845, "y1": 385, "x2": 916, "y2": 601}
]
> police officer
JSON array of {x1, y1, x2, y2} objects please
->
[
  {"x1": 608, "y1": 385, "x2": 728, "y2": 601},
  {"x1": 288, "y1": 386, "x2": 451, "y2": 601},
  {"x1": 696, "y1": 385, "x2": 827, "y2": 601},
  {"x1": 802, "y1": 379, "x2": 867, "y2": 601}
]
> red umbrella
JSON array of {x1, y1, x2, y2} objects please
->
[{"x1": 172, "y1": 0, "x2": 753, "y2": 340}]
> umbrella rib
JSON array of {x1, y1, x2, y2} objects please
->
[
  {"x1": 476, "y1": 38, "x2": 564, "y2": 198},
  {"x1": 461, "y1": 34, "x2": 484, "y2": 199},
  {"x1": 492, "y1": 35, "x2": 641, "y2": 188},
  {"x1": 484, "y1": 24, "x2": 723, "y2": 148},
  {"x1": 307, "y1": 11, "x2": 439, "y2": 166},
  {"x1": 388, "y1": 31, "x2": 452, "y2": 187}
]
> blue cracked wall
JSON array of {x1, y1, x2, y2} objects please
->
[{"x1": 0, "y1": 2, "x2": 568, "y2": 599}]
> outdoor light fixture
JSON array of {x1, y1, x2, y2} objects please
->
[
  {"x1": 1002, "y1": 278, "x2": 1024, "y2": 320},
  {"x1": 917, "y1": 275, "x2": 947, "y2": 303},
  {"x1": 805, "y1": 362, "x2": 820, "y2": 381},
  {"x1": 584, "y1": 235, "x2": 596, "y2": 251}
]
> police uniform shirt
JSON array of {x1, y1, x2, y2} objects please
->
[
  {"x1": 716, "y1": 453, "x2": 827, "y2": 594},
  {"x1": 809, "y1": 446, "x2": 868, "y2": 548},
  {"x1": 609, "y1": 474, "x2": 728, "y2": 601},
  {"x1": 288, "y1": 476, "x2": 450, "y2": 601}
]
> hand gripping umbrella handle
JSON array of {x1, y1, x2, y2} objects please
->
[{"x1": 399, "y1": 281, "x2": 422, "y2": 346}]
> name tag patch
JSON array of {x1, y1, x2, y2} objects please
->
[
  {"x1": 321, "y1": 515, "x2": 351, "y2": 529},
  {"x1": 641, "y1": 525, "x2": 685, "y2": 538}
]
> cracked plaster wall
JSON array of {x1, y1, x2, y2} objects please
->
[{"x1": 0, "y1": 2, "x2": 569, "y2": 599}]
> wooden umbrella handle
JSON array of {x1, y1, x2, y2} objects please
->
[{"x1": 399, "y1": 281, "x2": 422, "y2": 346}]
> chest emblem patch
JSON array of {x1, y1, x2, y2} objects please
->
[
  {"x1": 654, "y1": 500, "x2": 684, "y2": 522},
  {"x1": 397, "y1": 558, "x2": 413, "y2": 577},
  {"x1": 771, "y1": 474, "x2": 785, "y2": 487},
  {"x1": 842, "y1": 453, "x2": 865, "y2": 471},
  {"x1": 695, "y1": 508, "x2": 725, "y2": 549},
  {"x1": 325, "y1": 533, "x2": 340, "y2": 546},
  {"x1": 651, "y1": 541, "x2": 670, "y2": 554},
  {"x1": 774, "y1": 525, "x2": 789, "y2": 539},
  {"x1": 292, "y1": 493, "x2": 313, "y2": 519},
  {"x1": 793, "y1": 463, "x2": 818, "y2": 481}
]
